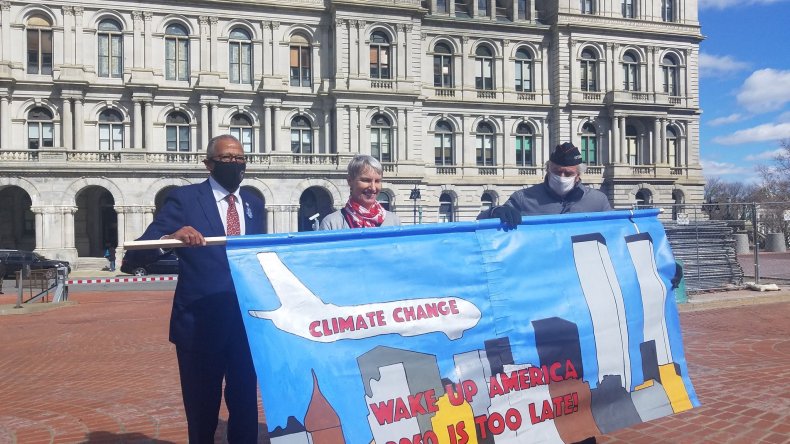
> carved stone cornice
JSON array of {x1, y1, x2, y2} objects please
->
[{"x1": 0, "y1": 2, "x2": 10, "y2": 11}]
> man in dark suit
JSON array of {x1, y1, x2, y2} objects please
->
[{"x1": 127, "y1": 134, "x2": 264, "y2": 443}]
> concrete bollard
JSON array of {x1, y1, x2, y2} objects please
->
[
  {"x1": 765, "y1": 233, "x2": 787, "y2": 252},
  {"x1": 734, "y1": 233, "x2": 750, "y2": 255}
]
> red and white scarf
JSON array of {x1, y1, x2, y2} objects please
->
[{"x1": 342, "y1": 199, "x2": 385, "y2": 228}]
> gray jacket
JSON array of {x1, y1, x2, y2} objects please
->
[
  {"x1": 481, "y1": 179, "x2": 611, "y2": 218},
  {"x1": 319, "y1": 209, "x2": 401, "y2": 230}
]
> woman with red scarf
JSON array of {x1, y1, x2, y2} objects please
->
[{"x1": 319, "y1": 155, "x2": 401, "y2": 230}]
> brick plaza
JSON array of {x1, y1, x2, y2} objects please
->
[{"x1": 1, "y1": 290, "x2": 788, "y2": 443}]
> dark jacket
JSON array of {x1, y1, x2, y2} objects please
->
[
  {"x1": 125, "y1": 180, "x2": 265, "y2": 351},
  {"x1": 480, "y1": 177, "x2": 611, "y2": 218}
]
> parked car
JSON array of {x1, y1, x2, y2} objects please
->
[
  {"x1": 0, "y1": 249, "x2": 71, "y2": 278},
  {"x1": 120, "y1": 251, "x2": 179, "y2": 276}
]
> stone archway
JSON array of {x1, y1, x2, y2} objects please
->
[
  {"x1": 298, "y1": 186, "x2": 332, "y2": 232},
  {"x1": 74, "y1": 186, "x2": 117, "y2": 257},
  {"x1": 0, "y1": 186, "x2": 34, "y2": 250}
]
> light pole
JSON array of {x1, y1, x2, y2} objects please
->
[{"x1": 409, "y1": 185, "x2": 421, "y2": 225}]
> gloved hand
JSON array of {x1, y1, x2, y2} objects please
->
[{"x1": 491, "y1": 205, "x2": 522, "y2": 229}]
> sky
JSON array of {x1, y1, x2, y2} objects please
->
[{"x1": 698, "y1": 0, "x2": 790, "y2": 183}]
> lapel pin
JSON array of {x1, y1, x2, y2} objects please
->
[{"x1": 245, "y1": 202, "x2": 253, "y2": 219}]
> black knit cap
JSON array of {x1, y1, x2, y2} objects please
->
[{"x1": 549, "y1": 142, "x2": 582, "y2": 166}]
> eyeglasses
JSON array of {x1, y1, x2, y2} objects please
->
[{"x1": 209, "y1": 155, "x2": 247, "y2": 164}]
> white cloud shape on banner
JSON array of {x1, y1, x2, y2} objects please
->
[
  {"x1": 248, "y1": 252, "x2": 482, "y2": 342},
  {"x1": 736, "y1": 69, "x2": 790, "y2": 113}
]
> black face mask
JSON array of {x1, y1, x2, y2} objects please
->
[{"x1": 211, "y1": 162, "x2": 246, "y2": 192}]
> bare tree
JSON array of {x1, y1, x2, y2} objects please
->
[{"x1": 755, "y1": 139, "x2": 790, "y2": 245}]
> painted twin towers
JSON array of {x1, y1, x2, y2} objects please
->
[{"x1": 262, "y1": 231, "x2": 694, "y2": 444}]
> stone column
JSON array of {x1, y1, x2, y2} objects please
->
[
  {"x1": 209, "y1": 17, "x2": 218, "y2": 72},
  {"x1": 144, "y1": 101, "x2": 153, "y2": 150},
  {"x1": 355, "y1": 21, "x2": 364, "y2": 77},
  {"x1": 73, "y1": 7, "x2": 84, "y2": 65},
  {"x1": 0, "y1": 2, "x2": 10, "y2": 61},
  {"x1": 272, "y1": 106, "x2": 280, "y2": 151},
  {"x1": 263, "y1": 105, "x2": 272, "y2": 152},
  {"x1": 114, "y1": 206, "x2": 126, "y2": 248},
  {"x1": 209, "y1": 103, "x2": 218, "y2": 139},
  {"x1": 200, "y1": 102, "x2": 209, "y2": 148},
  {"x1": 74, "y1": 99, "x2": 84, "y2": 150},
  {"x1": 132, "y1": 11, "x2": 143, "y2": 68},
  {"x1": 143, "y1": 12, "x2": 153, "y2": 69},
  {"x1": 63, "y1": 7, "x2": 74, "y2": 64},
  {"x1": 290, "y1": 206, "x2": 299, "y2": 233},
  {"x1": 133, "y1": 100, "x2": 142, "y2": 148},
  {"x1": 62, "y1": 98, "x2": 73, "y2": 149},
  {"x1": 65, "y1": 207, "x2": 76, "y2": 248},
  {"x1": 199, "y1": 16, "x2": 210, "y2": 72},
  {"x1": 0, "y1": 96, "x2": 8, "y2": 150},
  {"x1": 653, "y1": 118, "x2": 661, "y2": 165},
  {"x1": 334, "y1": 19, "x2": 345, "y2": 82},
  {"x1": 266, "y1": 208, "x2": 274, "y2": 234},
  {"x1": 397, "y1": 107, "x2": 406, "y2": 161},
  {"x1": 261, "y1": 21, "x2": 271, "y2": 76},
  {"x1": 144, "y1": 207, "x2": 154, "y2": 227},
  {"x1": 611, "y1": 114, "x2": 620, "y2": 163},
  {"x1": 619, "y1": 116, "x2": 626, "y2": 163},
  {"x1": 33, "y1": 208, "x2": 44, "y2": 250},
  {"x1": 660, "y1": 118, "x2": 667, "y2": 163}
]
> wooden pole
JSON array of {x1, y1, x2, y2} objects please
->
[{"x1": 122, "y1": 237, "x2": 227, "y2": 250}]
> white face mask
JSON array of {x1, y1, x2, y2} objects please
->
[{"x1": 548, "y1": 171, "x2": 577, "y2": 196}]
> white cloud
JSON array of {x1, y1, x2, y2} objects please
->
[
  {"x1": 745, "y1": 148, "x2": 786, "y2": 161},
  {"x1": 699, "y1": 53, "x2": 750, "y2": 78},
  {"x1": 736, "y1": 69, "x2": 790, "y2": 113},
  {"x1": 777, "y1": 111, "x2": 790, "y2": 123},
  {"x1": 699, "y1": 0, "x2": 783, "y2": 9},
  {"x1": 700, "y1": 159, "x2": 753, "y2": 177},
  {"x1": 708, "y1": 113, "x2": 744, "y2": 126},
  {"x1": 712, "y1": 122, "x2": 790, "y2": 145}
]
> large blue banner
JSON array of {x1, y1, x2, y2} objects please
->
[{"x1": 227, "y1": 209, "x2": 699, "y2": 444}]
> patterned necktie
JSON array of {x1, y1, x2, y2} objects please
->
[{"x1": 226, "y1": 194, "x2": 241, "y2": 236}]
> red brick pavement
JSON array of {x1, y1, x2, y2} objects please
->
[{"x1": 1, "y1": 291, "x2": 789, "y2": 443}]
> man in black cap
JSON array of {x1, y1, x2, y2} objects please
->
[{"x1": 479, "y1": 142, "x2": 611, "y2": 227}]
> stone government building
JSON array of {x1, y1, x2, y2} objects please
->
[{"x1": 0, "y1": 0, "x2": 703, "y2": 265}]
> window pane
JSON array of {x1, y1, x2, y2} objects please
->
[
  {"x1": 165, "y1": 40, "x2": 175, "y2": 79},
  {"x1": 98, "y1": 35, "x2": 109, "y2": 77},
  {"x1": 179, "y1": 127, "x2": 190, "y2": 151},
  {"x1": 303, "y1": 130, "x2": 312, "y2": 153},
  {"x1": 41, "y1": 31, "x2": 53, "y2": 74},
  {"x1": 291, "y1": 130, "x2": 300, "y2": 152},
  {"x1": 166, "y1": 126, "x2": 176, "y2": 150},
  {"x1": 42, "y1": 123, "x2": 54, "y2": 147},
  {"x1": 178, "y1": 40, "x2": 189, "y2": 80}
]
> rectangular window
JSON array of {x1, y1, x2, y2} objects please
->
[
  {"x1": 28, "y1": 124, "x2": 40, "y2": 149},
  {"x1": 41, "y1": 30, "x2": 53, "y2": 75},
  {"x1": 111, "y1": 35, "x2": 122, "y2": 77},
  {"x1": 177, "y1": 40, "x2": 189, "y2": 80},
  {"x1": 476, "y1": 59, "x2": 493, "y2": 90},
  {"x1": 302, "y1": 131, "x2": 312, "y2": 154},
  {"x1": 380, "y1": 130, "x2": 391, "y2": 162},
  {"x1": 27, "y1": 30, "x2": 39, "y2": 74},
  {"x1": 98, "y1": 35, "x2": 109, "y2": 77},
  {"x1": 165, "y1": 39, "x2": 176, "y2": 80},
  {"x1": 478, "y1": 0, "x2": 488, "y2": 16},
  {"x1": 179, "y1": 127, "x2": 189, "y2": 151},
  {"x1": 230, "y1": 43, "x2": 240, "y2": 83},
  {"x1": 99, "y1": 124, "x2": 110, "y2": 150},
  {"x1": 241, "y1": 43, "x2": 251, "y2": 84},
  {"x1": 166, "y1": 126, "x2": 177, "y2": 151},
  {"x1": 42, "y1": 123, "x2": 54, "y2": 147},
  {"x1": 516, "y1": 137, "x2": 533, "y2": 166},
  {"x1": 113, "y1": 125, "x2": 123, "y2": 150},
  {"x1": 371, "y1": 130, "x2": 380, "y2": 159},
  {"x1": 518, "y1": 0, "x2": 527, "y2": 19}
]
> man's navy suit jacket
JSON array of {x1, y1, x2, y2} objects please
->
[{"x1": 128, "y1": 180, "x2": 265, "y2": 352}]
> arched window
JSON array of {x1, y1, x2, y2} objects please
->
[
  {"x1": 26, "y1": 15, "x2": 53, "y2": 75},
  {"x1": 433, "y1": 43, "x2": 453, "y2": 88},
  {"x1": 626, "y1": 124, "x2": 639, "y2": 165},
  {"x1": 662, "y1": 0, "x2": 674, "y2": 21},
  {"x1": 290, "y1": 116, "x2": 313, "y2": 154},
  {"x1": 515, "y1": 122, "x2": 533, "y2": 166},
  {"x1": 439, "y1": 193, "x2": 454, "y2": 222},
  {"x1": 370, "y1": 114, "x2": 392, "y2": 162},
  {"x1": 98, "y1": 19, "x2": 123, "y2": 78},
  {"x1": 581, "y1": 122, "x2": 597, "y2": 165},
  {"x1": 229, "y1": 28, "x2": 252, "y2": 84},
  {"x1": 377, "y1": 193, "x2": 391, "y2": 211},
  {"x1": 475, "y1": 121, "x2": 495, "y2": 166},
  {"x1": 581, "y1": 0, "x2": 594, "y2": 14},
  {"x1": 622, "y1": 0, "x2": 634, "y2": 17},
  {"x1": 369, "y1": 31, "x2": 391, "y2": 79},
  {"x1": 481, "y1": 192, "x2": 495, "y2": 212},
  {"x1": 434, "y1": 120, "x2": 454, "y2": 166},
  {"x1": 165, "y1": 112, "x2": 190, "y2": 151},
  {"x1": 230, "y1": 114, "x2": 254, "y2": 153},
  {"x1": 27, "y1": 107, "x2": 54, "y2": 149},
  {"x1": 622, "y1": 51, "x2": 639, "y2": 91},
  {"x1": 580, "y1": 48, "x2": 598, "y2": 91},
  {"x1": 165, "y1": 23, "x2": 189, "y2": 81},
  {"x1": 475, "y1": 45, "x2": 494, "y2": 90},
  {"x1": 662, "y1": 55, "x2": 679, "y2": 96},
  {"x1": 290, "y1": 33, "x2": 311, "y2": 87},
  {"x1": 667, "y1": 126, "x2": 679, "y2": 167},
  {"x1": 635, "y1": 189, "x2": 652, "y2": 207},
  {"x1": 514, "y1": 47, "x2": 533, "y2": 92},
  {"x1": 98, "y1": 109, "x2": 124, "y2": 150}
]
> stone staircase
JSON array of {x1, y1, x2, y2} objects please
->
[{"x1": 74, "y1": 257, "x2": 110, "y2": 272}]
